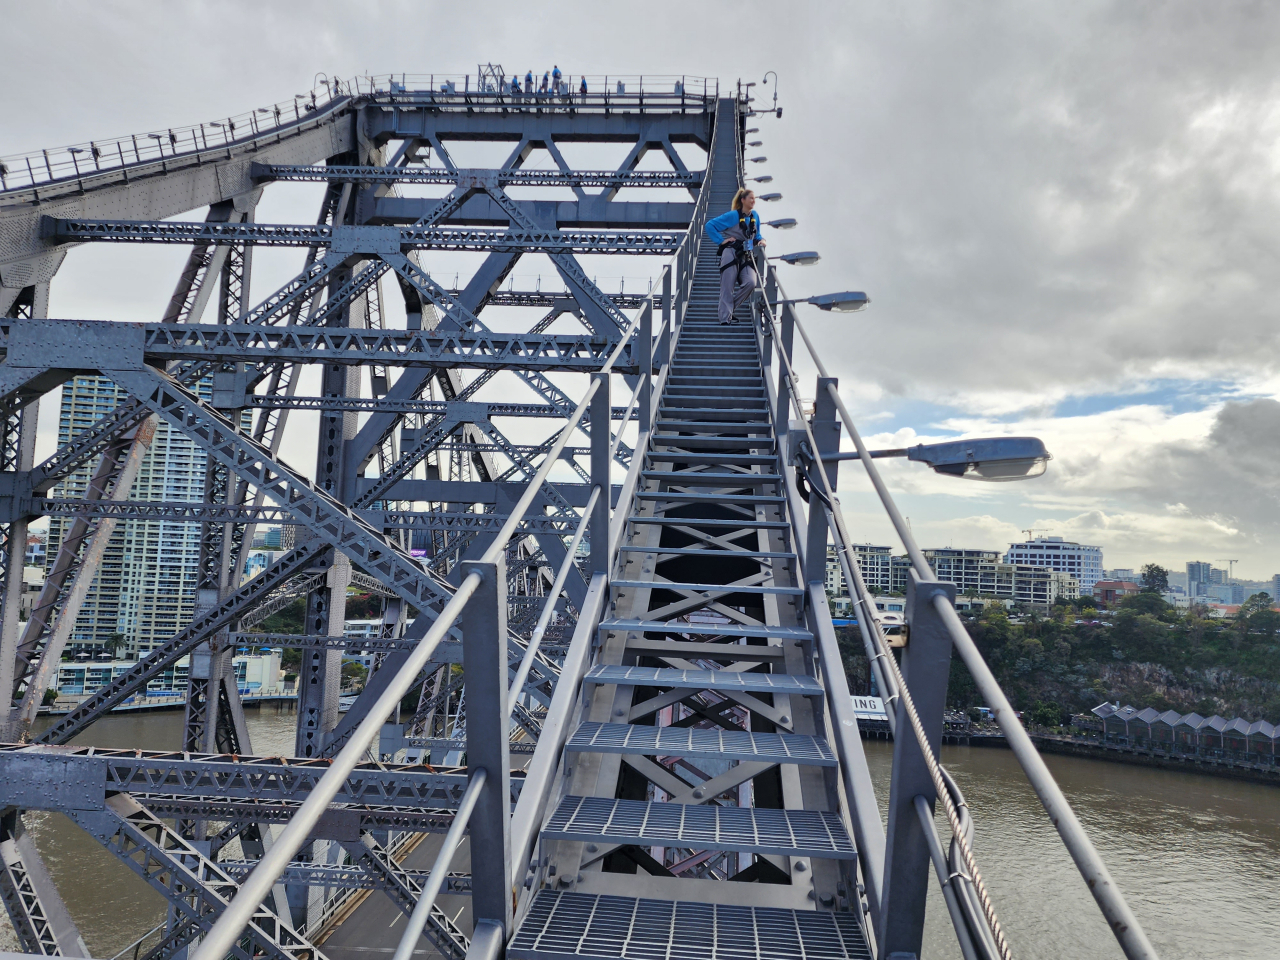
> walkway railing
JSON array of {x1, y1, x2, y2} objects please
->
[
  {"x1": 759, "y1": 270, "x2": 1159, "y2": 960},
  {"x1": 0, "y1": 72, "x2": 716, "y2": 197}
]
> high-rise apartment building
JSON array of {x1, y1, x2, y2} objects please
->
[
  {"x1": 1003, "y1": 537, "x2": 1103, "y2": 591},
  {"x1": 1186, "y1": 561, "x2": 1213, "y2": 598},
  {"x1": 46, "y1": 376, "x2": 208, "y2": 657}
]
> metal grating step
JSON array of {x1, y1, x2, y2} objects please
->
[
  {"x1": 618, "y1": 545, "x2": 796, "y2": 560},
  {"x1": 566, "y1": 721, "x2": 837, "y2": 766},
  {"x1": 640, "y1": 471, "x2": 783, "y2": 484},
  {"x1": 611, "y1": 578, "x2": 803, "y2": 596},
  {"x1": 635, "y1": 491, "x2": 786, "y2": 504},
  {"x1": 510, "y1": 891, "x2": 872, "y2": 960},
  {"x1": 646, "y1": 452, "x2": 778, "y2": 465},
  {"x1": 543, "y1": 796, "x2": 856, "y2": 858},
  {"x1": 626, "y1": 516, "x2": 791, "y2": 529},
  {"x1": 585, "y1": 664, "x2": 822, "y2": 695},
  {"x1": 598, "y1": 618, "x2": 812, "y2": 641}
]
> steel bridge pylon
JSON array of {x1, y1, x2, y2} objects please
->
[{"x1": 0, "y1": 71, "x2": 1157, "y2": 960}]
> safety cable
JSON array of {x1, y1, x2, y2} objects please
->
[{"x1": 758, "y1": 293, "x2": 1014, "y2": 960}]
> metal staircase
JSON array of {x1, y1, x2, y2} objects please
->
[{"x1": 509, "y1": 108, "x2": 871, "y2": 957}]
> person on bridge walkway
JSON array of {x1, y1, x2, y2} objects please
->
[
  {"x1": 525, "y1": 71, "x2": 534, "y2": 95},
  {"x1": 706, "y1": 188, "x2": 765, "y2": 324}
]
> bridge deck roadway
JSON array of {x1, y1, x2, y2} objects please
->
[{"x1": 317, "y1": 834, "x2": 472, "y2": 960}]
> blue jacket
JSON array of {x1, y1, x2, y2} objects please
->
[{"x1": 705, "y1": 209, "x2": 762, "y2": 250}]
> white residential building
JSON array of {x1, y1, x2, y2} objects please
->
[
  {"x1": 46, "y1": 376, "x2": 212, "y2": 657},
  {"x1": 1004, "y1": 537, "x2": 1103, "y2": 592}
]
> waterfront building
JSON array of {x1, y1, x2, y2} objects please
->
[
  {"x1": 1095, "y1": 704, "x2": 1279, "y2": 761},
  {"x1": 1272, "y1": 573, "x2": 1280, "y2": 601},
  {"x1": 923, "y1": 548, "x2": 1002, "y2": 596},
  {"x1": 1004, "y1": 536, "x2": 1103, "y2": 591},
  {"x1": 54, "y1": 649, "x2": 282, "y2": 699},
  {"x1": 1093, "y1": 580, "x2": 1141, "y2": 604},
  {"x1": 46, "y1": 376, "x2": 210, "y2": 658},
  {"x1": 825, "y1": 544, "x2": 895, "y2": 596}
]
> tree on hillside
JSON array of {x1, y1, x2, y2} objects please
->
[
  {"x1": 1140, "y1": 564, "x2": 1169, "y2": 594},
  {"x1": 1239, "y1": 593, "x2": 1280, "y2": 636}
]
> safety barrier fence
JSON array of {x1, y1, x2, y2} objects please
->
[
  {"x1": 187, "y1": 106, "x2": 719, "y2": 960},
  {"x1": 759, "y1": 269, "x2": 1159, "y2": 960},
  {"x1": 0, "y1": 88, "x2": 350, "y2": 196},
  {"x1": 0, "y1": 72, "x2": 717, "y2": 197}
]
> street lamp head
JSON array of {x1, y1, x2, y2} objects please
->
[
  {"x1": 752, "y1": 175, "x2": 774, "y2": 183},
  {"x1": 746, "y1": 127, "x2": 759, "y2": 133},
  {"x1": 766, "y1": 218, "x2": 797, "y2": 229},
  {"x1": 907, "y1": 437, "x2": 1051, "y2": 481},
  {"x1": 748, "y1": 156, "x2": 767, "y2": 163},
  {"x1": 806, "y1": 291, "x2": 868, "y2": 312},
  {"x1": 777, "y1": 250, "x2": 820, "y2": 266},
  {"x1": 758, "y1": 192, "x2": 782, "y2": 202},
  {"x1": 748, "y1": 140, "x2": 763, "y2": 147}
]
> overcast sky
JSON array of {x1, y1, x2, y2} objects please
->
[{"x1": 4, "y1": 1, "x2": 1280, "y2": 579}]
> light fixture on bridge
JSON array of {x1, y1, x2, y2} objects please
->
[
  {"x1": 752, "y1": 175, "x2": 774, "y2": 183},
  {"x1": 826, "y1": 437, "x2": 1051, "y2": 481},
  {"x1": 748, "y1": 156, "x2": 767, "y2": 163},
  {"x1": 805, "y1": 291, "x2": 868, "y2": 312},
  {"x1": 766, "y1": 217, "x2": 797, "y2": 229},
  {"x1": 746, "y1": 127, "x2": 759, "y2": 133},
  {"x1": 748, "y1": 140, "x2": 763, "y2": 147},
  {"x1": 758, "y1": 192, "x2": 782, "y2": 202},
  {"x1": 774, "y1": 250, "x2": 820, "y2": 266}
]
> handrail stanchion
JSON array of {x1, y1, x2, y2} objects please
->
[
  {"x1": 638, "y1": 297, "x2": 653, "y2": 438},
  {"x1": 880, "y1": 570, "x2": 958, "y2": 958},
  {"x1": 460, "y1": 558, "x2": 513, "y2": 942},
  {"x1": 804, "y1": 376, "x2": 840, "y2": 568},
  {"x1": 658, "y1": 267, "x2": 672, "y2": 370},
  {"x1": 777, "y1": 299, "x2": 797, "y2": 420},
  {"x1": 589, "y1": 371, "x2": 612, "y2": 579}
]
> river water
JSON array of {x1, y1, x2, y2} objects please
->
[{"x1": 3, "y1": 709, "x2": 1275, "y2": 959}]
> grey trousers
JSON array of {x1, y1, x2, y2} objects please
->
[{"x1": 718, "y1": 247, "x2": 758, "y2": 323}]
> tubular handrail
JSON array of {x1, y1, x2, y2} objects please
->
[
  {"x1": 390, "y1": 768, "x2": 487, "y2": 960},
  {"x1": 768, "y1": 282, "x2": 1160, "y2": 960},
  {"x1": 0, "y1": 73, "x2": 718, "y2": 196},
  {"x1": 189, "y1": 570, "x2": 484, "y2": 960},
  {"x1": 763, "y1": 292, "x2": 1013, "y2": 957},
  {"x1": 506, "y1": 485, "x2": 599, "y2": 715}
]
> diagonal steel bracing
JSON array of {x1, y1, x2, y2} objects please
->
[{"x1": 68, "y1": 794, "x2": 324, "y2": 960}]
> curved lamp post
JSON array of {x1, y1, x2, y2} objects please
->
[
  {"x1": 772, "y1": 250, "x2": 821, "y2": 266},
  {"x1": 825, "y1": 436, "x2": 1051, "y2": 481}
]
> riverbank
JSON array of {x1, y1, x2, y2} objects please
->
[{"x1": 858, "y1": 720, "x2": 1280, "y2": 786}]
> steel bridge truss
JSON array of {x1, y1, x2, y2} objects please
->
[{"x1": 0, "y1": 73, "x2": 1158, "y2": 960}]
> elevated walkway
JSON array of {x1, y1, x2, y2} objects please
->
[{"x1": 510, "y1": 100, "x2": 869, "y2": 958}]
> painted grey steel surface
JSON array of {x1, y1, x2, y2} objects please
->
[
  {"x1": 565, "y1": 721, "x2": 837, "y2": 766},
  {"x1": 584, "y1": 664, "x2": 824, "y2": 695},
  {"x1": 510, "y1": 891, "x2": 871, "y2": 960},
  {"x1": 544, "y1": 796, "x2": 856, "y2": 859}
]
